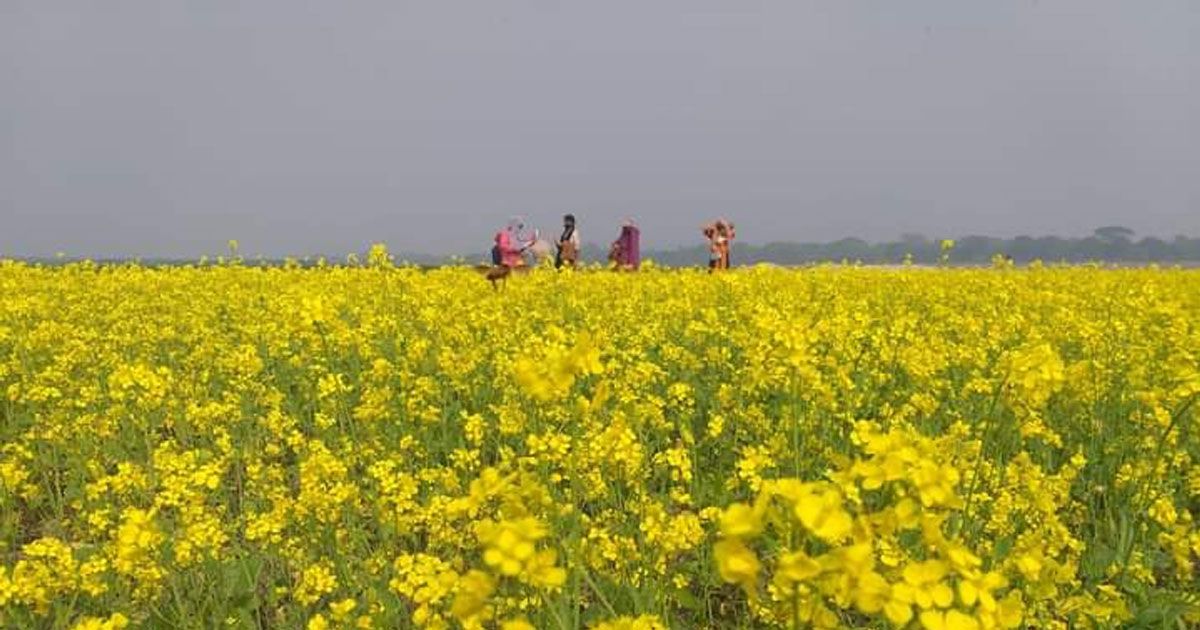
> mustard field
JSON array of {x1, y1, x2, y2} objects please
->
[{"x1": 1, "y1": 260, "x2": 1198, "y2": 629}]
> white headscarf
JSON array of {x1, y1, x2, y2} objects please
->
[{"x1": 506, "y1": 216, "x2": 532, "y2": 247}]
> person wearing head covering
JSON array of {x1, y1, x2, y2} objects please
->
[
  {"x1": 556, "y1": 214, "x2": 580, "y2": 269},
  {"x1": 704, "y1": 219, "x2": 734, "y2": 270},
  {"x1": 527, "y1": 229, "x2": 555, "y2": 265},
  {"x1": 493, "y1": 217, "x2": 529, "y2": 268},
  {"x1": 611, "y1": 219, "x2": 640, "y2": 270}
]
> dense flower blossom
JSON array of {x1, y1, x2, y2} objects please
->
[{"x1": 0, "y1": 261, "x2": 1197, "y2": 627}]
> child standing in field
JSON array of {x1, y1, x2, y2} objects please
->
[
  {"x1": 704, "y1": 223, "x2": 721, "y2": 271},
  {"x1": 607, "y1": 240, "x2": 622, "y2": 268}
]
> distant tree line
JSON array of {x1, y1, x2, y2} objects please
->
[
  {"x1": 635, "y1": 227, "x2": 1200, "y2": 267},
  {"x1": 15, "y1": 226, "x2": 1200, "y2": 267}
]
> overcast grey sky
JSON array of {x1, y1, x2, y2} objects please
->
[{"x1": 2, "y1": 1, "x2": 1198, "y2": 258}]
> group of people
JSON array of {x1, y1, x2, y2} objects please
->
[
  {"x1": 490, "y1": 217, "x2": 545, "y2": 269},
  {"x1": 489, "y1": 214, "x2": 733, "y2": 275}
]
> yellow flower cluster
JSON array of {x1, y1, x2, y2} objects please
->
[
  {"x1": 713, "y1": 425, "x2": 1026, "y2": 629},
  {"x1": 1, "y1": 259, "x2": 1198, "y2": 627}
]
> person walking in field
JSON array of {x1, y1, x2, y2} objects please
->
[
  {"x1": 717, "y1": 219, "x2": 735, "y2": 269},
  {"x1": 703, "y1": 222, "x2": 721, "y2": 271},
  {"x1": 609, "y1": 219, "x2": 640, "y2": 271},
  {"x1": 703, "y1": 219, "x2": 735, "y2": 271},
  {"x1": 556, "y1": 213, "x2": 580, "y2": 269},
  {"x1": 487, "y1": 217, "x2": 532, "y2": 288},
  {"x1": 492, "y1": 218, "x2": 527, "y2": 269},
  {"x1": 700, "y1": 222, "x2": 720, "y2": 268}
]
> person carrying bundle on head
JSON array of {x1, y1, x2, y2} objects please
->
[
  {"x1": 704, "y1": 219, "x2": 734, "y2": 271},
  {"x1": 716, "y1": 219, "x2": 735, "y2": 269},
  {"x1": 703, "y1": 222, "x2": 721, "y2": 271}
]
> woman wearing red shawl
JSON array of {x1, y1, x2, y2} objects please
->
[{"x1": 610, "y1": 219, "x2": 640, "y2": 270}]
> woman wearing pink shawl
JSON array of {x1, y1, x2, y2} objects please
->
[
  {"x1": 492, "y1": 217, "x2": 530, "y2": 268},
  {"x1": 493, "y1": 230, "x2": 523, "y2": 268}
]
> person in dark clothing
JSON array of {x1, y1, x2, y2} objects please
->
[{"x1": 555, "y1": 214, "x2": 580, "y2": 269}]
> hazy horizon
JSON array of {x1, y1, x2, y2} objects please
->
[{"x1": 3, "y1": 2, "x2": 1198, "y2": 259}]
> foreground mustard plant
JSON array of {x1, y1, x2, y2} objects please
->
[{"x1": 1, "y1": 258, "x2": 1198, "y2": 629}]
